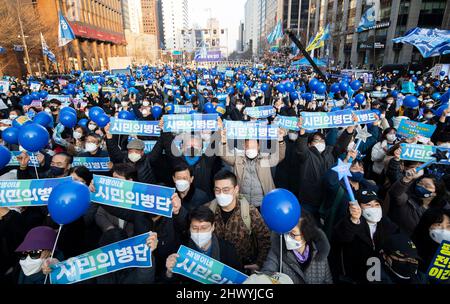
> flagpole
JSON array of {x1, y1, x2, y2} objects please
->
[{"x1": 15, "y1": 0, "x2": 32, "y2": 76}]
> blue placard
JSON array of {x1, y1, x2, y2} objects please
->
[
  {"x1": 244, "y1": 106, "x2": 275, "y2": 119},
  {"x1": 90, "y1": 175, "x2": 175, "y2": 218},
  {"x1": 301, "y1": 109, "x2": 378, "y2": 130},
  {"x1": 426, "y1": 241, "x2": 450, "y2": 281},
  {"x1": 397, "y1": 120, "x2": 436, "y2": 139},
  {"x1": 50, "y1": 233, "x2": 152, "y2": 284},
  {"x1": 110, "y1": 118, "x2": 161, "y2": 137},
  {"x1": 224, "y1": 120, "x2": 278, "y2": 140},
  {"x1": 172, "y1": 245, "x2": 248, "y2": 284},
  {"x1": 399, "y1": 143, "x2": 450, "y2": 165},
  {"x1": 274, "y1": 115, "x2": 300, "y2": 131},
  {"x1": 163, "y1": 114, "x2": 218, "y2": 132},
  {"x1": 174, "y1": 105, "x2": 193, "y2": 114},
  {"x1": 8, "y1": 151, "x2": 39, "y2": 167},
  {"x1": 72, "y1": 157, "x2": 111, "y2": 172},
  {"x1": 143, "y1": 140, "x2": 158, "y2": 154},
  {"x1": 370, "y1": 91, "x2": 388, "y2": 98},
  {"x1": 0, "y1": 177, "x2": 72, "y2": 207},
  {"x1": 225, "y1": 70, "x2": 235, "y2": 78},
  {"x1": 216, "y1": 94, "x2": 228, "y2": 101}
]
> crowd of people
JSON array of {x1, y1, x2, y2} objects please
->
[{"x1": 0, "y1": 63, "x2": 449, "y2": 285}]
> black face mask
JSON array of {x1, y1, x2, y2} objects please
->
[
  {"x1": 50, "y1": 166, "x2": 66, "y2": 177},
  {"x1": 388, "y1": 259, "x2": 418, "y2": 279}
]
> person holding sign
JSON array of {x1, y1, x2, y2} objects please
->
[
  {"x1": 261, "y1": 212, "x2": 333, "y2": 284},
  {"x1": 164, "y1": 206, "x2": 242, "y2": 282},
  {"x1": 388, "y1": 169, "x2": 447, "y2": 236},
  {"x1": 104, "y1": 123, "x2": 162, "y2": 184},
  {"x1": 412, "y1": 208, "x2": 450, "y2": 274},
  {"x1": 331, "y1": 190, "x2": 399, "y2": 284},
  {"x1": 294, "y1": 118, "x2": 356, "y2": 219}
]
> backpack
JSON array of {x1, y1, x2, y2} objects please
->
[{"x1": 209, "y1": 195, "x2": 251, "y2": 233}]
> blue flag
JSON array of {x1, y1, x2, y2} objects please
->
[
  {"x1": 357, "y1": 5, "x2": 376, "y2": 33},
  {"x1": 40, "y1": 33, "x2": 56, "y2": 63},
  {"x1": 392, "y1": 27, "x2": 450, "y2": 58},
  {"x1": 58, "y1": 12, "x2": 75, "y2": 47}
]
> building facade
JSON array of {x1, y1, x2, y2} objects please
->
[{"x1": 161, "y1": 0, "x2": 189, "y2": 50}]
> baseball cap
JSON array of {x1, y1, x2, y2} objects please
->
[
  {"x1": 383, "y1": 233, "x2": 420, "y2": 259},
  {"x1": 356, "y1": 189, "x2": 381, "y2": 205},
  {"x1": 127, "y1": 139, "x2": 145, "y2": 150}
]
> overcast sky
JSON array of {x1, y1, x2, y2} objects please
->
[{"x1": 188, "y1": 0, "x2": 246, "y2": 54}]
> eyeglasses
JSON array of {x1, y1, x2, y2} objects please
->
[
  {"x1": 214, "y1": 187, "x2": 234, "y2": 195},
  {"x1": 288, "y1": 232, "x2": 302, "y2": 239},
  {"x1": 19, "y1": 250, "x2": 43, "y2": 260},
  {"x1": 312, "y1": 139, "x2": 325, "y2": 144}
]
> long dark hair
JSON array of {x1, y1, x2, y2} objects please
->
[
  {"x1": 412, "y1": 208, "x2": 450, "y2": 271},
  {"x1": 298, "y1": 211, "x2": 321, "y2": 244}
]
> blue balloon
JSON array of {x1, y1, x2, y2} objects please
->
[
  {"x1": 59, "y1": 111, "x2": 77, "y2": 128},
  {"x1": 2, "y1": 127, "x2": 20, "y2": 145},
  {"x1": 45, "y1": 79, "x2": 53, "y2": 86},
  {"x1": 354, "y1": 94, "x2": 365, "y2": 105},
  {"x1": 417, "y1": 85, "x2": 425, "y2": 92},
  {"x1": 412, "y1": 76, "x2": 418, "y2": 82},
  {"x1": 204, "y1": 102, "x2": 215, "y2": 114},
  {"x1": 316, "y1": 83, "x2": 327, "y2": 95},
  {"x1": 88, "y1": 106, "x2": 104, "y2": 121},
  {"x1": 285, "y1": 82, "x2": 294, "y2": 93},
  {"x1": 432, "y1": 92, "x2": 441, "y2": 101},
  {"x1": 290, "y1": 91, "x2": 299, "y2": 100},
  {"x1": 276, "y1": 83, "x2": 286, "y2": 93},
  {"x1": 48, "y1": 180, "x2": 91, "y2": 225},
  {"x1": 403, "y1": 95, "x2": 419, "y2": 108},
  {"x1": 95, "y1": 114, "x2": 110, "y2": 128},
  {"x1": 39, "y1": 91, "x2": 49, "y2": 100},
  {"x1": 435, "y1": 104, "x2": 449, "y2": 117},
  {"x1": 227, "y1": 87, "x2": 235, "y2": 95},
  {"x1": 391, "y1": 90, "x2": 399, "y2": 98},
  {"x1": 261, "y1": 83, "x2": 269, "y2": 92},
  {"x1": 434, "y1": 81, "x2": 440, "y2": 87},
  {"x1": 21, "y1": 95, "x2": 32, "y2": 105},
  {"x1": 350, "y1": 80, "x2": 361, "y2": 91},
  {"x1": 118, "y1": 110, "x2": 134, "y2": 120},
  {"x1": 33, "y1": 111, "x2": 53, "y2": 127},
  {"x1": 339, "y1": 81, "x2": 349, "y2": 92},
  {"x1": 78, "y1": 118, "x2": 89, "y2": 129},
  {"x1": 261, "y1": 189, "x2": 301, "y2": 234},
  {"x1": 151, "y1": 106, "x2": 162, "y2": 119},
  {"x1": 60, "y1": 106, "x2": 77, "y2": 117},
  {"x1": 30, "y1": 92, "x2": 40, "y2": 100},
  {"x1": 304, "y1": 93, "x2": 313, "y2": 102},
  {"x1": 330, "y1": 83, "x2": 340, "y2": 93},
  {"x1": 0, "y1": 145, "x2": 11, "y2": 170},
  {"x1": 440, "y1": 71, "x2": 446, "y2": 76},
  {"x1": 18, "y1": 123, "x2": 49, "y2": 152},
  {"x1": 309, "y1": 78, "x2": 319, "y2": 91},
  {"x1": 217, "y1": 80, "x2": 224, "y2": 88}
]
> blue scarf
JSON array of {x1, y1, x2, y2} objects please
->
[{"x1": 184, "y1": 156, "x2": 200, "y2": 166}]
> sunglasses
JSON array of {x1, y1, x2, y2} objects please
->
[{"x1": 19, "y1": 250, "x2": 43, "y2": 260}]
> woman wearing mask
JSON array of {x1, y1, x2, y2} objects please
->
[
  {"x1": 14, "y1": 226, "x2": 62, "y2": 284},
  {"x1": 87, "y1": 121, "x2": 98, "y2": 132},
  {"x1": 388, "y1": 169, "x2": 448, "y2": 236},
  {"x1": 412, "y1": 208, "x2": 450, "y2": 274},
  {"x1": 371, "y1": 128, "x2": 399, "y2": 182},
  {"x1": 331, "y1": 190, "x2": 399, "y2": 283},
  {"x1": 261, "y1": 212, "x2": 333, "y2": 284},
  {"x1": 70, "y1": 126, "x2": 87, "y2": 154}
]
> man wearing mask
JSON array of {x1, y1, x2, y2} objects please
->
[
  {"x1": 104, "y1": 123, "x2": 161, "y2": 184},
  {"x1": 380, "y1": 234, "x2": 426, "y2": 284},
  {"x1": 79, "y1": 133, "x2": 108, "y2": 157},
  {"x1": 17, "y1": 152, "x2": 71, "y2": 179},
  {"x1": 164, "y1": 206, "x2": 242, "y2": 282},
  {"x1": 204, "y1": 170, "x2": 271, "y2": 274},
  {"x1": 172, "y1": 163, "x2": 209, "y2": 212},
  {"x1": 294, "y1": 118, "x2": 355, "y2": 219},
  {"x1": 220, "y1": 129, "x2": 286, "y2": 208},
  {"x1": 331, "y1": 190, "x2": 399, "y2": 283}
]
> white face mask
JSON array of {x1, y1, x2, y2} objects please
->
[
  {"x1": 88, "y1": 124, "x2": 97, "y2": 131},
  {"x1": 439, "y1": 143, "x2": 450, "y2": 148},
  {"x1": 362, "y1": 207, "x2": 382, "y2": 223},
  {"x1": 128, "y1": 152, "x2": 142, "y2": 163},
  {"x1": 250, "y1": 96, "x2": 256, "y2": 101},
  {"x1": 216, "y1": 193, "x2": 234, "y2": 207},
  {"x1": 44, "y1": 108, "x2": 52, "y2": 114},
  {"x1": 73, "y1": 131, "x2": 82, "y2": 140},
  {"x1": 236, "y1": 104, "x2": 244, "y2": 111},
  {"x1": 429, "y1": 228, "x2": 450, "y2": 244},
  {"x1": 143, "y1": 101, "x2": 150, "y2": 107},
  {"x1": 142, "y1": 109, "x2": 149, "y2": 116},
  {"x1": 121, "y1": 102, "x2": 128, "y2": 107},
  {"x1": 175, "y1": 179, "x2": 190, "y2": 192},
  {"x1": 85, "y1": 142, "x2": 98, "y2": 153},
  {"x1": 288, "y1": 132, "x2": 298, "y2": 141},
  {"x1": 19, "y1": 145, "x2": 26, "y2": 152},
  {"x1": 386, "y1": 134, "x2": 396, "y2": 143},
  {"x1": 284, "y1": 234, "x2": 304, "y2": 250},
  {"x1": 9, "y1": 114, "x2": 18, "y2": 120},
  {"x1": 314, "y1": 142, "x2": 326, "y2": 153},
  {"x1": 19, "y1": 256, "x2": 43, "y2": 276},
  {"x1": 191, "y1": 230, "x2": 212, "y2": 249},
  {"x1": 245, "y1": 149, "x2": 258, "y2": 159}
]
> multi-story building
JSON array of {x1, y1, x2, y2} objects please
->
[
  {"x1": 34, "y1": 0, "x2": 127, "y2": 72},
  {"x1": 244, "y1": 0, "x2": 260, "y2": 54},
  {"x1": 161, "y1": 0, "x2": 188, "y2": 51},
  {"x1": 274, "y1": 0, "x2": 449, "y2": 67}
]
